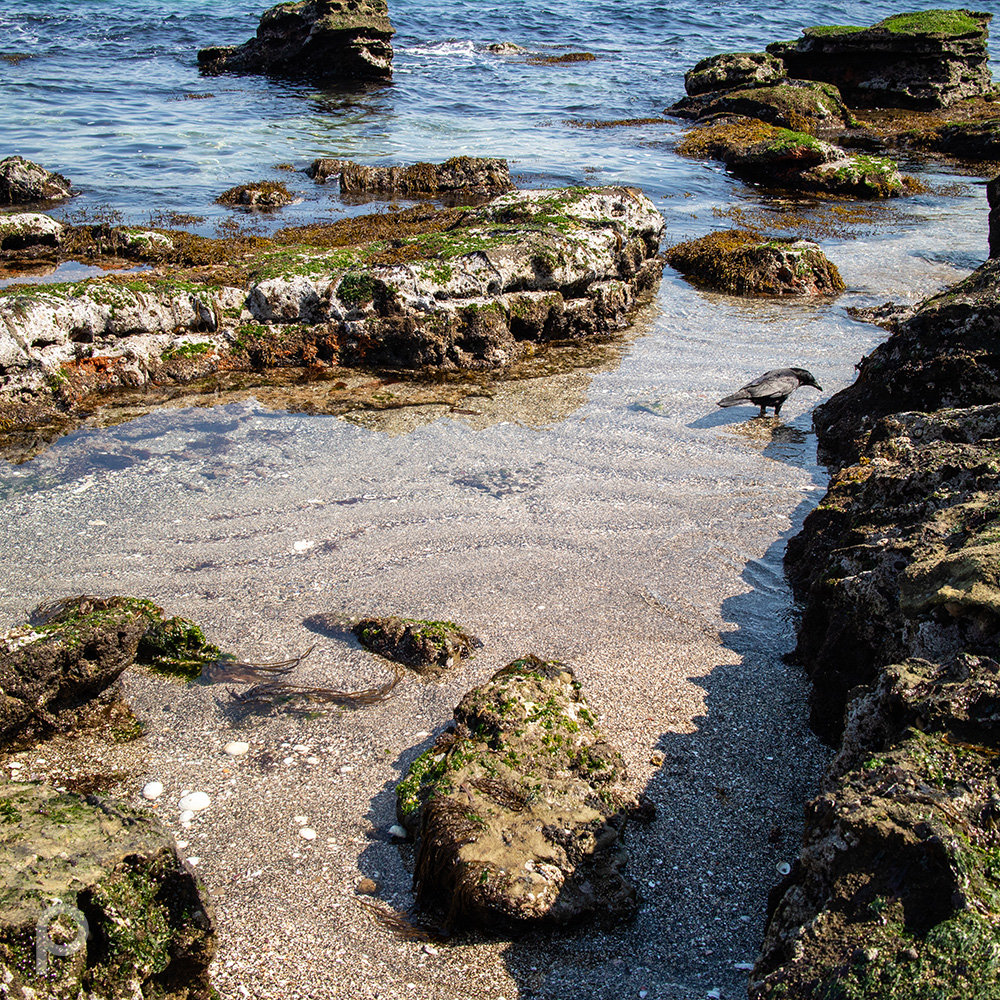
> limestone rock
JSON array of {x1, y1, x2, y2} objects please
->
[
  {"x1": 767, "y1": 9, "x2": 994, "y2": 109},
  {"x1": 0, "y1": 780, "x2": 215, "y2": 999},
  {"x1": 665, "y1": 230, "x2": 844, "y2": 296},
  {"x1": 0, "y1": 156, "x2": 72, "y2": 206},
  {"x1": 678, "y1": 119, "x2": 905, "y2": 197},
  {"x1": 0, "y1": 213, "x2": 64, "y2": 252},
  {"x1": 396, "y1": 656, "x2": 641, "y2": 930},
  {"x1": 307, "y1": 155, "x2": 515, "y2": 201},
  {"x1": 812, "y1": 256, "x2": 1000, "y2": 464},
  {"x1": 352, "y1": 616, "x2": 481, "y2": 677},
  {"x1": 683, "y1": 51, "x2": 785, "y2": 97},
  {"x1": 197, "y1": 0, "x2": 394, "y2": 82}
]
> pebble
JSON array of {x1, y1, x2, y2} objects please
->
[
  {"x1": 775, "y1": 861, "x2": 792, "y2": 876},
  {"x1": 356, "y1": 877, "x2": 377, "y2": 895},
  {"x1": 388, "y1": 824, "x2": 407, "y2": 839},
  {"x1": 179, "y1": 791, "x2": 211, "y2": 811},
  {"x1": 299, "y1": 828, "x2": 317, "y2": 841},
  {"x1": 142, "y1": 781, "x2": 164, "y2": 800},
  {"x1": 224, "y1": 742, "x2": 250, "y2": 757},
  {"x1": 293, "y1": 815, "x2": 309, "y2": 825},
  {"x1": 293, "y1": 540, "x2": 315, "y2": 552},
  {"x1": 180, "y1": 811, "x2": 195, "y2": 824}
]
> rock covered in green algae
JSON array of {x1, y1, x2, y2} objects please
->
[
  {"x1": 0, "y1": 596, "x2": 227, "y2": 746},
  {"x1": 0, "y1": 213, "x2": 64, "y2": 253},
  {"x1": 784, "y1": 403, "x2": 1000, "y2": 744},
  {"x1": 677, "y1": 118, "x2": 906, "y2": 198},
  {"x1": 306, "y1": 155, "x2": 515, "y2": 201},
  {"x1": 0, "y1": 156, "x2": 72, "y2": 206},
  {"x1": 215, "y1": 180, "x2": 295, "y2": 209},
  {"x1": 197, "y1": 0, "x2": 394, "y2": 81},
  {"x1": 813, "y1": 256, "x2": 1000, "y2": 465},
  {"x1": 352, "y1": 616, "x2": 481, "y2": 677},
  {"x1": 665, "y1": 229, "x2": 844, "y2": 297},
  {"x1": 683, "y1": 51, "x2": 786, "y2": 98},
  {"x1": 396, "y1": 656, "x2": 643, "y2": 930},
  {"x1": 0, "y1": 780, "x2": 216, "y2": 1000},
  {"x1": 767, "y1": 9, "x2": 994, "y2": 110},
  {"x1": 751, "y1": 727, "x2": 1000, "y2": 1000}
]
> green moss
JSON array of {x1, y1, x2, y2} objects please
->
[
  {"x1": 0, "y1": 799, "x2": 21, "y2": 824},
  {"x1": 337, "y1": 272, "x2": 378, "y2": 305},
  {"x1": 804, "y1": 24, "x2": 866, "y2": 37},
  {"x1": 877, "y1": 10, "x2": 985, "y2": 37},
  {"x1": 136, "y1": 615, "x2": 225, "y2": 681},
  {"x1": 766, "y1": 127, "x2": 824, "y2": 154},
  {"x1": 160, "y1": 340, "x2": 214, "y2": 361}
]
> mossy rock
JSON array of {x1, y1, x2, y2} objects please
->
[
  {"x1": 396, "y1": 655, "x2": 643, "y2": 930},
  {"x1": 352, "y1": 616, "x2": 481, "y2": 677},
  {"x1": 216, "y1": 180, "x2": 294, "y2": 209},
  {"x1": 0, "y1": 780, "x2": 215, "y2": 999},
  {"x1": 665, "y1": 228, "x2": 844, "y2": 296},
  {"x1": 683, "y1": 51, "x2": 785, "y2": 97}
]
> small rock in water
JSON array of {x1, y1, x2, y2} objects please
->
[
  {"x1": 299, "y1": 827, "x2": 317, "y2": 840},
  {"x1": 179, "y1": 811, "x2": 195, "y2": 824},
  {"x1": 293, "y1": 540, "x2": 315, "y2": 552},
  {"x1": 388, "y1": 824, "x2": 407, "y2": 839},
  {"x1": 142, "y1": 781, "x2": 164, "y2": 800},
  {"x1": 224, "y1": 741, "x2": 250, "y2": 756},
  {"x1": 293, "y1": 815, "x2": 309, "y2": 825},
  {"x1": 776, "y1": 861, "x2": 792, "y2": 876},
  {"x1": 356, "y1": 877, "x2": 377, "y2": 895},
  {"x1": 178, "y1": 791, "x2": 211, "y2": 811}
]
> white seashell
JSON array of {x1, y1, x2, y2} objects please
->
[
  {"x1": 142, "y1": 781, "x2": 164, "y2": 800},
  {"x1": 776, "y1": 861, "x2": 792, "y2": 876},
  {"x1": 299, "y1": 828, "x2": 317, "y2": 841},
  {"x1": 293, "y1": 540, "x2": 315, "y2": 552},
  {"x1": 179, "y1": 810, "x2": 195, "y2": 823},
  {"x1": 178, "y1": 791, "x2": 211, "y2": 811},
  {"x1": 293, "y1": 815, "x2": 308, "y2": 825},
  {"x1": 224, "y1": 741, "x2": 250, "y2": 757},
  {"x1": 388, "y1": 824, "x2": 407, "y2": 839}
]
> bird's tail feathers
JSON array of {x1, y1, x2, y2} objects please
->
[{"x1": 717, "y1": 393, "x2": 746, "y2": 407}]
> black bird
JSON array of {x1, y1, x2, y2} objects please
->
[{"x1": 717, "y1": 367, "x2": 822, "y2": 417}]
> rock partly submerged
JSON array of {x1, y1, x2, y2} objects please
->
[
  {"x1": 352, "y1": 616, "x2": 481, "y2": 678},
  {"x1": 0, "y1": 186, "x2": 664, "y2": 433},
  {"x1": 665, "y1": 229, "x2": 844, "y2": 297},
  {"x1": 396, "y1": 656, "x2": 646, "y2": 931},
  {"x1": 197, "y1": 0, "x2": 394, "y2": 82},
  {"x1": 0, "y1": 156, "x2": 73, "y2": 207}
]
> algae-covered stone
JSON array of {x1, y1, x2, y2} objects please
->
[
  {"x1": 683, "y1": 51, "x2": 785, "y2": 97},
  {"x1": 0, "y1": 213, "x2": 64, "y2": 252},
  {"x1": 752, "y1": 728, "x2": 1000, "y2": 1000},
  {"x1": 216, "y1": 180, "x2": 294, "y2": 209},
  {"x1": 197, "y1": 0, "x2": 395, "y2": 82},
  {"x1": 397, "y1": 655, "x2": 641, "y2": 930},
  {"x1": 767, "y1": 9, "x2": 993, "y2": 109},
  {"x1": 0, "y1": 780, "x2": 215, "y2": 999},
  {"x1": 0, "y1": 156, "x2": 72, "y2": 206},
  {"x1": 352, "y1": 616, "x2": 481, "y2": 677},
  {"x1": 678, "y1": 119, "x2": 906, "y2": 197},
  {"x1": 665, "y1": 229, "x2": 844, "y2": 297}
]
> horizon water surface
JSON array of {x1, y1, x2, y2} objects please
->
[{"x1": 1, "y1": 3, "x2": 998, "y2": 999}]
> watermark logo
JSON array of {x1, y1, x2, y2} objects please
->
[{"x1": 35, "y1": 903, "x2": 89, "y2": 975}]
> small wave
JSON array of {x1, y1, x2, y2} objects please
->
[{"x1": 402, "y1": 39, "x2": 478, "y2": 60}]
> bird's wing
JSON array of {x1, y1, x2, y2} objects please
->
[{"x1": 745, "y1": 372, "x2": 798, "y2": 400}]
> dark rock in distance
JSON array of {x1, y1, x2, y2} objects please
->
[
  {"x1": 0, "y1": 156, "x2": 72, "y2": 206},
  {"x1": 767, "y1": 9, "x2": 994, "y2": 109},
  {"x1": 665, "y1": 229, "x2": 844, "y2": 297},
  {"x1": 396, "y1": 656, "x2": 642, "y2": 930},
  {"x1": 307, "y1": 155, "x2": 515, "y2": 201},
  {"x1": 197, "y1": 0, "x2": 394, "y2": 82},
  {"x1": 352, "y1": 616, "x2": 481, "y2": 677},
  {"x1": 0, "y1": 781, "x2": 216, "y2": 999}
]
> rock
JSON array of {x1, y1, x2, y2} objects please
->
[
  {"x1": 396, "y1": 655, "x2": 641, "y2": 930},
  {"x1": 752, "y1": 728, "x2": 1000, "y2": 999},
  {"x1": 785, "y1": 403, "x2": 1000, "y2": 743},
  {"x1": 0, "y1": 780, "x2": 216, "y2": 998},
  {"x1": 0, "y1": 156, "x2": 72, "y2": 206},
  {"x1": 914, "y1": 116, "x2": 1000, "y2": 163},
  {"x1": 991, "y1": 174, "x2": 1000, "y2": 258},
  {"x1": 197, "y1": 0, "x2": 394, "y2": 82},
  {"x1": 766, "y1": 9, "x2": 994, "y2": 109},
  {"x1": 811, "y1": 256, "x2": 1000, "y2": 465},
  {"x1": 665, "y1": 229, "x2": 844, "y2": 296},
  {"x1": 683, "y1": 51, "x2": 786, "y2": 97},
  {"x1": 678, "y1": 119, "x2": 907, "y2": 197},
  {"x1": 177, "y1": 791, "x2": 211, "y2": 812},
  {"x1": 216, "y1": 180, "x2": 294, "y2": 209},
  {"x1": 671, "y1": 80, "x2": 856, "y2": 133},
  {"x1": 487, "y1": 42, "x2": 526, "y2": 55},
  {"x1": 0, "y1": 212, "x2": 64, "y2": 252},
  {"x1": 307, "y1": 155, "x2": 515, "y2": 201},
  {"x1": 224, "y1": 741, "x2": 250, "y2": 756},
  {"x1": 353, "y1": 616, "x2": 481, "y2": 677},
  {"x1": 0, "y1": 597, "x2": 150, "y2": 747}
]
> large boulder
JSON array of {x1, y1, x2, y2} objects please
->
[
  {"x1": 396, "y1": 656, "x2": 644, "y2": 930},
  {"x1": 0, "y1": 157, "x2": 72, "y2": 206},
  {"x1": 813, "y1": 256, "x2": 1000, "y2": 465},
  {"x1": 0, "y1": 781, "x2": 216, "y2": 999},
  {"x1": 665, "y1": 229, "x2": 844, "y2": 296},
  {"x1": 197, "y1": 0, "x2": 394, "y2": 81},
  {"x1": 767, "y1": 9, "x2": 994, "y2": 109},
  {"x1": 678, "y1": 119, "x2": 906, "y2": 197}
]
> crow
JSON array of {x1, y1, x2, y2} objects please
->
[{"x1": 717, "y1": 367, "x2": 822, "y2": 417}]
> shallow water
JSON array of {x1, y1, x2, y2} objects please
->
[{"x1": 0, "y1": 1, "x2": 996, "y2": 998}]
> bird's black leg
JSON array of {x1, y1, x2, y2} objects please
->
[
  {"x1": 758, "y1": 404, "x2": 767, "y2": 417},
  {"x1": 773, "y1": 401, "x2": 783, "y2": 417}
]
